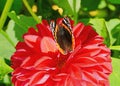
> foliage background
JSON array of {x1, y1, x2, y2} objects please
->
[{"x1": 0, "y1": 0, "x2": 120, "y2": 86}]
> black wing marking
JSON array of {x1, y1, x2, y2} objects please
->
[
  {"x1": 50, "y1": 21, "x2": 56, "y2": 35},
  {"x1": 62, "y1": 17, "x2": 72, "y2": 31}
]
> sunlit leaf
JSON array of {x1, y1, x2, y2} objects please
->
[
  {"x1": 0, "y1": 58, "x2": 13, "y2": 80},
  {"x1": 75, "y1": 0, "x2": 81, "y2": 13},
  {"x1": 110, "y1": 57, "x2": 120, "y2": 86},
  {"x1": 2, "y1": 75, "x2": 11, "y2": 85},
  {"x1": 6, "y1": 20, "x2": 18, "y2": 44},
  {"x1": 0, "y1": 32, "x2": 15, "y2": 59},
  {"x1": 89, "y1": 18, "x2": 110, "y2": 46},
  {"x1": 68, "y1": 0, "x2": 81, "y2": 13},
  {"x1": 110, "y1": 46, "x2": 120, "y2": 51}
]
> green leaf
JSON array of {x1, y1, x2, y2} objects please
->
[
  {"x1": 53, "y1": 0, "x2": 81, "y2": 15},
  {"x1": 6, "y1": 19, "x2": 26, "y2": 42},
  {"x1": 108, "y1": 0, "x2": 120, "y2": 4},
  {"x1": 0, "y1": 74, "x2": 11, "y2": 85},
  {"x1": 68, "y1": 0, "x2": 81, "y2": 13},
  {"x1": 11, "y1": 0, "x2": 22, "y2": 14},
  {"x1": 110, "y1": 58, "x2": 120, "y2": 86},
  {"x1": 53, "y1": 0, "x2": 81, "y2": 23},
  {"x1": 53, "y1": 0, "x2": 73, "y2": 15},
  {"x1": 0, "y1": 0, "x2": 6, "y2": 12},
  {"x1": 75, "y1": 0, "x2": 81, "y2": 13},
  {"x1": 0, "y1": 58, "x2": 13, "y2": 80},
  {"x1": 106, "y1": 19, "x2": 120, "y2": 58},
  {"x1": 8, "y1": 11, "x2": 38, "y2": 29},
  {"x1": 7, "y1": 11, "x2": 38, "y2": 41},
  {"x1": 98, "y1": 0, "x2": 107, "y2": 9},
  {"x1": 6, "y1": 20, "x2": 18, "y2": 44},
  {"x1": 81, "y1": 0, "x2": 101, "y2": 11},
  {"x1": 0, "y1": 0, "x2": 22, "y2": 14},
  {"x1": 8, "y1": 11, "x2": 28, "y2": 30},
  {"x1": 37, "y1": 0, "x2": 59, "y2": 20},
  {"x1": 89, "y1": 18, "x2": 110, "y2": 46},
  {"x1": 105, "y1": 19, "x2": 120, "y2": 45},
  {"x1": 112, "y1": 24, "x2": 120, "y2": 45},
  {"x1": 110, "y1": 46, "x2": 120, "y2": 51},
  {"x1": 0, "y1": 31, "x2": 15, "y2": 59},
  {"x1": 19, "y1": 15, "x2": 38, "y2": 27}
]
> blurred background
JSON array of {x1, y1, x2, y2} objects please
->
[{"x1": 0, "y1": 0, "x2": 120, "y2": 86}]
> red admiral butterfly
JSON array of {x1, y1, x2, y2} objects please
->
[{"x1": 50, "y1": 17, "x2": 75, "y2": 55}]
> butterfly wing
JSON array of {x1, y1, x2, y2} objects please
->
[{"x1": 50, "y1": 17, "x2": 75, "y2": 54}]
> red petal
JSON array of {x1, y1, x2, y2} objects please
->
[
  {"x1": 24, "y1": 35, "x2": 41, "y2": 53},
  {"x1": 73, "y1": 23, "x2": 85, "y2": 38},
  {"x1": 27, "y1": 27, "x2": 38, "y2": 35},
  {"x1": 40, "y1": 37, "x2": 57, "y2": 53},
  {"x1": 34, "y1": 56, "x2": 55, "y2": 70},
  {"x1": 37, "y1": 23, "x2": 53, "y2": 37},
  {"x1": 29, "y1": 71, "x2": 50, "y2": 85}
]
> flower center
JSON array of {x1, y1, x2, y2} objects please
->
[{"x1": 57, "y1": 56, "x2": 67, "y2": 69}]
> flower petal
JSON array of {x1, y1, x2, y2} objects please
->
[{"x1": 40, "y1": 37, "x2": 57, "y2": 53}]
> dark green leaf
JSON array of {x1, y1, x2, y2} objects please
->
[
  {"x1": 79, "y1": 18, "x2": 90, "y2": 25},
  {"x1": 0, "y1": 0, "x2": 22, "y2": 14},
  {"x1": 0, "y1": 0, "x2": 6, "y2": 12},
  {"x1": 105, "y1": 19, "x2": 120, "y2": 45},
  {"x1": 81, "y1": 0, "x2": 101, "y2": 11},
  {"x1": 108, "y1": 0, "x2": 120, "y2": 4},
  {"x1": 0, "y1": 58, "x2": 13, "y2": 80},
  {"x1": 19, "y1": 15, "x2": 38, "y2": 27},
  {"x1": 1, "y1": 75, "x2": 11, "y2": 85},
  {"x1": 37, "y1": 0, "x2": 59, "y2": 20},
  {"x1": 8, "y1": 11, "x2": 28, "y2": 30},
  {"x1": 11, "y1": 0, "x2": 22, "y2": 14}
]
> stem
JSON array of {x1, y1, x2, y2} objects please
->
[
  {"x1": 0, "y1": 0, "x2": 14, "y2": 30},
  {"x1": 73, "y1": 0, "x2": 78, "y2": 24},
  {"x1": 74, "y1": 13, "x2": 78, "y2": 25},
  {"x1": 22, "y1": 0, "x2": 41, "y2": 23}
]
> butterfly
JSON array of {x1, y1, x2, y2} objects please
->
[{"x1": 50, "y1": 17, "x2": 75, "y2": 55}]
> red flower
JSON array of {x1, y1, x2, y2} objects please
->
[{"x1": 11, "y1": 18, "x2": 112, "y2": 86}]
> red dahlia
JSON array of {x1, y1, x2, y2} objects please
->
[{"x1": 11, "y1": 18, "x2": 112, "y2": 86}]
